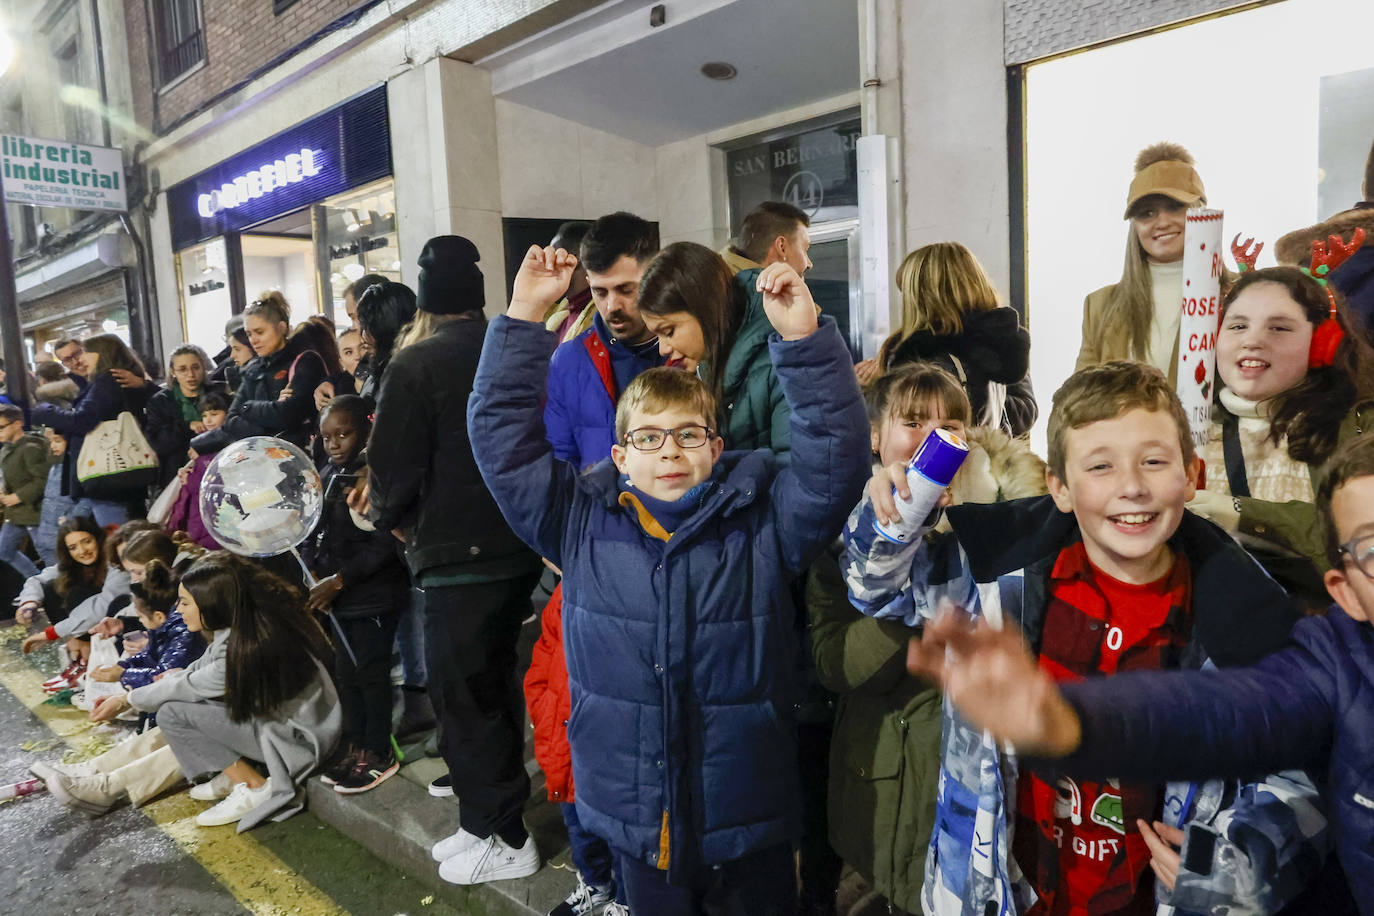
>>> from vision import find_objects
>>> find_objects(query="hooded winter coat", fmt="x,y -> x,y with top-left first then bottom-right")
711,268 -> 793,455
118,609 -> 207,690
190,339 -> 325,453
879,306 -> 1036,437
0,432 -> 49,527
1277,203 -> 1374,335
469,315 -> 870,879
1057,608 -> 1374,914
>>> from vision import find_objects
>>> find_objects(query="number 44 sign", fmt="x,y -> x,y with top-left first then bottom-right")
1177,209 -> 1224,455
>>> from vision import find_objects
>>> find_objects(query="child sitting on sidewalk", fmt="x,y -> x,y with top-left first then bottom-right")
845,361 -> 1329,916
87,559 -> 205,692
468,245 -> 870,913
907,429 -> 1374,911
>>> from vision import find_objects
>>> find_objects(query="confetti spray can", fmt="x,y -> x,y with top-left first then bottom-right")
873,428 -> 970,544
0,777 -> 44,800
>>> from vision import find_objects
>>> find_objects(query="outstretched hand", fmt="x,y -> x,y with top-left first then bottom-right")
510,245 -> 578,322
756,262 -> 818,341
906,612 -> 1082,757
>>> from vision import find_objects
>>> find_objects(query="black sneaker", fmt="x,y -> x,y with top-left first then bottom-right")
319,745 -> 359,787
548,874 -> 614,916
333,751 -> 399,795
428,772 -> 453,797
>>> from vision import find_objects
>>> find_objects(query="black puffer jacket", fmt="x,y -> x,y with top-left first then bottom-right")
191,339 -> 325,453
301,456 -> 409,617
367,317 -> 536,579
145,383 -> 228,485
881,306 -> 1036,437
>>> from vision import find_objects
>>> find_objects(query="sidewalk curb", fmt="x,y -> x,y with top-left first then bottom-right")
306,766 -> 570,915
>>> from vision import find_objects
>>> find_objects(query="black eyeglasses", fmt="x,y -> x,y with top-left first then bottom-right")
623,425 -> 714,452
1339,533 -> 1374,579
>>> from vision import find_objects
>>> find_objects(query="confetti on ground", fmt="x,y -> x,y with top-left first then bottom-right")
420,896 -> 434,906
41,689 -> 74,707
19,737 -> 60,753
62,733 -> 115,763
0,627 -> 29,646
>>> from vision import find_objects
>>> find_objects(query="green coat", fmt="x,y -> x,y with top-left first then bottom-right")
808,543 -> 941,914
1233,401 -> 1372,585
710,269 -> 791,456
0,433 -> 49,527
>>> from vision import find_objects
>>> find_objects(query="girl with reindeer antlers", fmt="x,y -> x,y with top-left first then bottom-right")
1186,228 -> 1374,608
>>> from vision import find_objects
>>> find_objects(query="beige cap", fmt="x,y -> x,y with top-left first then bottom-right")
1124,159 -> 1206,219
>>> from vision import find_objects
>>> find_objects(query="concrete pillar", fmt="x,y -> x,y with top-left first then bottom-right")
390,57 -> 507,316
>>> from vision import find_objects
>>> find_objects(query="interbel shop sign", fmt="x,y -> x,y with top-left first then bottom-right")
0,134 -> 127,212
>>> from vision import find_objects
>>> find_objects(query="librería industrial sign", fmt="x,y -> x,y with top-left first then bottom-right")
0,134 -> 126,212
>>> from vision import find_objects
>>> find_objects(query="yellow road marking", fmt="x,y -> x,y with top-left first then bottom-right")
0,647 -> 346,916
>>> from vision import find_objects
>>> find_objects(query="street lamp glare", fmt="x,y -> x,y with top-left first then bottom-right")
0,31 -> 12,79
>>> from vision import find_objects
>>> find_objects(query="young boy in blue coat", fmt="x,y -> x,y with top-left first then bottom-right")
911,429 -> 1374,913
469,245 -> 870,914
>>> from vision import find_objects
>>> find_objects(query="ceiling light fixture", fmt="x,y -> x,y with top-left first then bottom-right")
700,62 -> 737,81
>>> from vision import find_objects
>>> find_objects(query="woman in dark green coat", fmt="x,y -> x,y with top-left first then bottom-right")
638,241 -> 802,456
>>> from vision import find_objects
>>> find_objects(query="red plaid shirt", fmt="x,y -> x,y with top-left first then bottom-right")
1016,542 -> 1193,916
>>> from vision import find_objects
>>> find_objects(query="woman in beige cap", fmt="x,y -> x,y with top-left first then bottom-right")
1076,142 -> 1207,381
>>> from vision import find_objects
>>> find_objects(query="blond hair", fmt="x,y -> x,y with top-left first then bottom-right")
1046,360 -> 1193,481
614,368 -> 717,443
877,242 -> 999,370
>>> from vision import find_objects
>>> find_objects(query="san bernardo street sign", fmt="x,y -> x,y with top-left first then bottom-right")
0,133 -> 127,212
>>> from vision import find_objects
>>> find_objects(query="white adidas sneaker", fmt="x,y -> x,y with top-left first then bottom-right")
437,832 -> 540,885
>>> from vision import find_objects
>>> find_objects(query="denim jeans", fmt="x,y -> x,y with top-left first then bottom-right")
70,498 -> 130,528
561,801 -> 625,901
0,521 -> 40,577
394,586 -> 427,688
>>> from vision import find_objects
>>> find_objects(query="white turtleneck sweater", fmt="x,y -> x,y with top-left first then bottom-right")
1144,260 -> 1184,374
1199,387 -> 1314,504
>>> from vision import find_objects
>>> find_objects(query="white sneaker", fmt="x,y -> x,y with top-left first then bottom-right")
195,779 -> 272,827
33,759 -> 100,779
602,903 -> 631,916
189,771 -> 234,801
431,826 -> 483,862
438,833 -> 540,885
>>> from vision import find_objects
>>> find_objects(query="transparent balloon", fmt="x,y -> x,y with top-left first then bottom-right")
199,436 -> 323,558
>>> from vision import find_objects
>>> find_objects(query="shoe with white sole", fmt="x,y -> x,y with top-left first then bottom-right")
31,759 -> 99,779
195,779 -> 272,827
548,873 -> 614,916
41,769 -> 124,816
428,773 -> 453,797
602,903 -> 631,916
189,771 -> 234,801
431,826 -> 483,862
438,833 -> 540,885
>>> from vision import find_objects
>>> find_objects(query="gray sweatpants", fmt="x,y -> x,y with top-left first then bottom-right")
157,699 -> 264,780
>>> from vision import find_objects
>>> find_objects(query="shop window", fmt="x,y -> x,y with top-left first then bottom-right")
1021,0 -> 1374,452
152,0 -> 204,87
321,180 -> 400,328
177,238 -> 232,356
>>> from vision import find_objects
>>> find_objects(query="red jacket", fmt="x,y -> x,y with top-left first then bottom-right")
524,582 -> 573,802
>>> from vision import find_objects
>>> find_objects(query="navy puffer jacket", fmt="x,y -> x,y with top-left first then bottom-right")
469,315 -> 870,878
1056,609 -> 1374,912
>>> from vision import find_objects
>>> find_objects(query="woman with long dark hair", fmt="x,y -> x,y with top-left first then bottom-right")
355,280 -> 418,402
81,553 -> 339,829
638,241 -> 806,454
1189,263 -> 1374,605
190,293 -> 327,453
31,334 -> 152,525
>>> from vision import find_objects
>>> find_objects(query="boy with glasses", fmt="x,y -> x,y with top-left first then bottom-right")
470,245 -> 870,915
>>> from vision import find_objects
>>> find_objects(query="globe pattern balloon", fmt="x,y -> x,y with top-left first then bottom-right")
199,436 -> 323,558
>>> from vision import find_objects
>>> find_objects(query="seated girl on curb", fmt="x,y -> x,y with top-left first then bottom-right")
83,553 -> 340,830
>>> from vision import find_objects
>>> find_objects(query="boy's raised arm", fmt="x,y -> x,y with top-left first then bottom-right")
468,245 -> 583,568
756,263 -> 872,572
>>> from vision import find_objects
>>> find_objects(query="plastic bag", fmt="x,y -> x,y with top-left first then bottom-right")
147,474 -> 184,525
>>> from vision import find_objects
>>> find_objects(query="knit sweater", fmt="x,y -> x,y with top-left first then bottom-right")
1199,388 -> 1314,504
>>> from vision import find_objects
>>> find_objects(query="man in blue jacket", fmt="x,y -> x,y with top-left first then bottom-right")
908,430 -> 1374,913
469,244 -> 870,915
545,211 -> 665,469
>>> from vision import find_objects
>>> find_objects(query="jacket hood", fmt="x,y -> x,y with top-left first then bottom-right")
718,271 -> 774,399
948,495 -> 1298,667
887,306 -> 1029,384
1275,204 -> 1374,266
34,378 -> 80,404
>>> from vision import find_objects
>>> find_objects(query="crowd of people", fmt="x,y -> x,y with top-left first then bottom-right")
1,134 -> 1373,916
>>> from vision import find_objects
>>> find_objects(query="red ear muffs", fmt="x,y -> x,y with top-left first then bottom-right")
1309,308 -> 1344,369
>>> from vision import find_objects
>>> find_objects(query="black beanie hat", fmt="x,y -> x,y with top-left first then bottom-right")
416,235 -> 484,315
